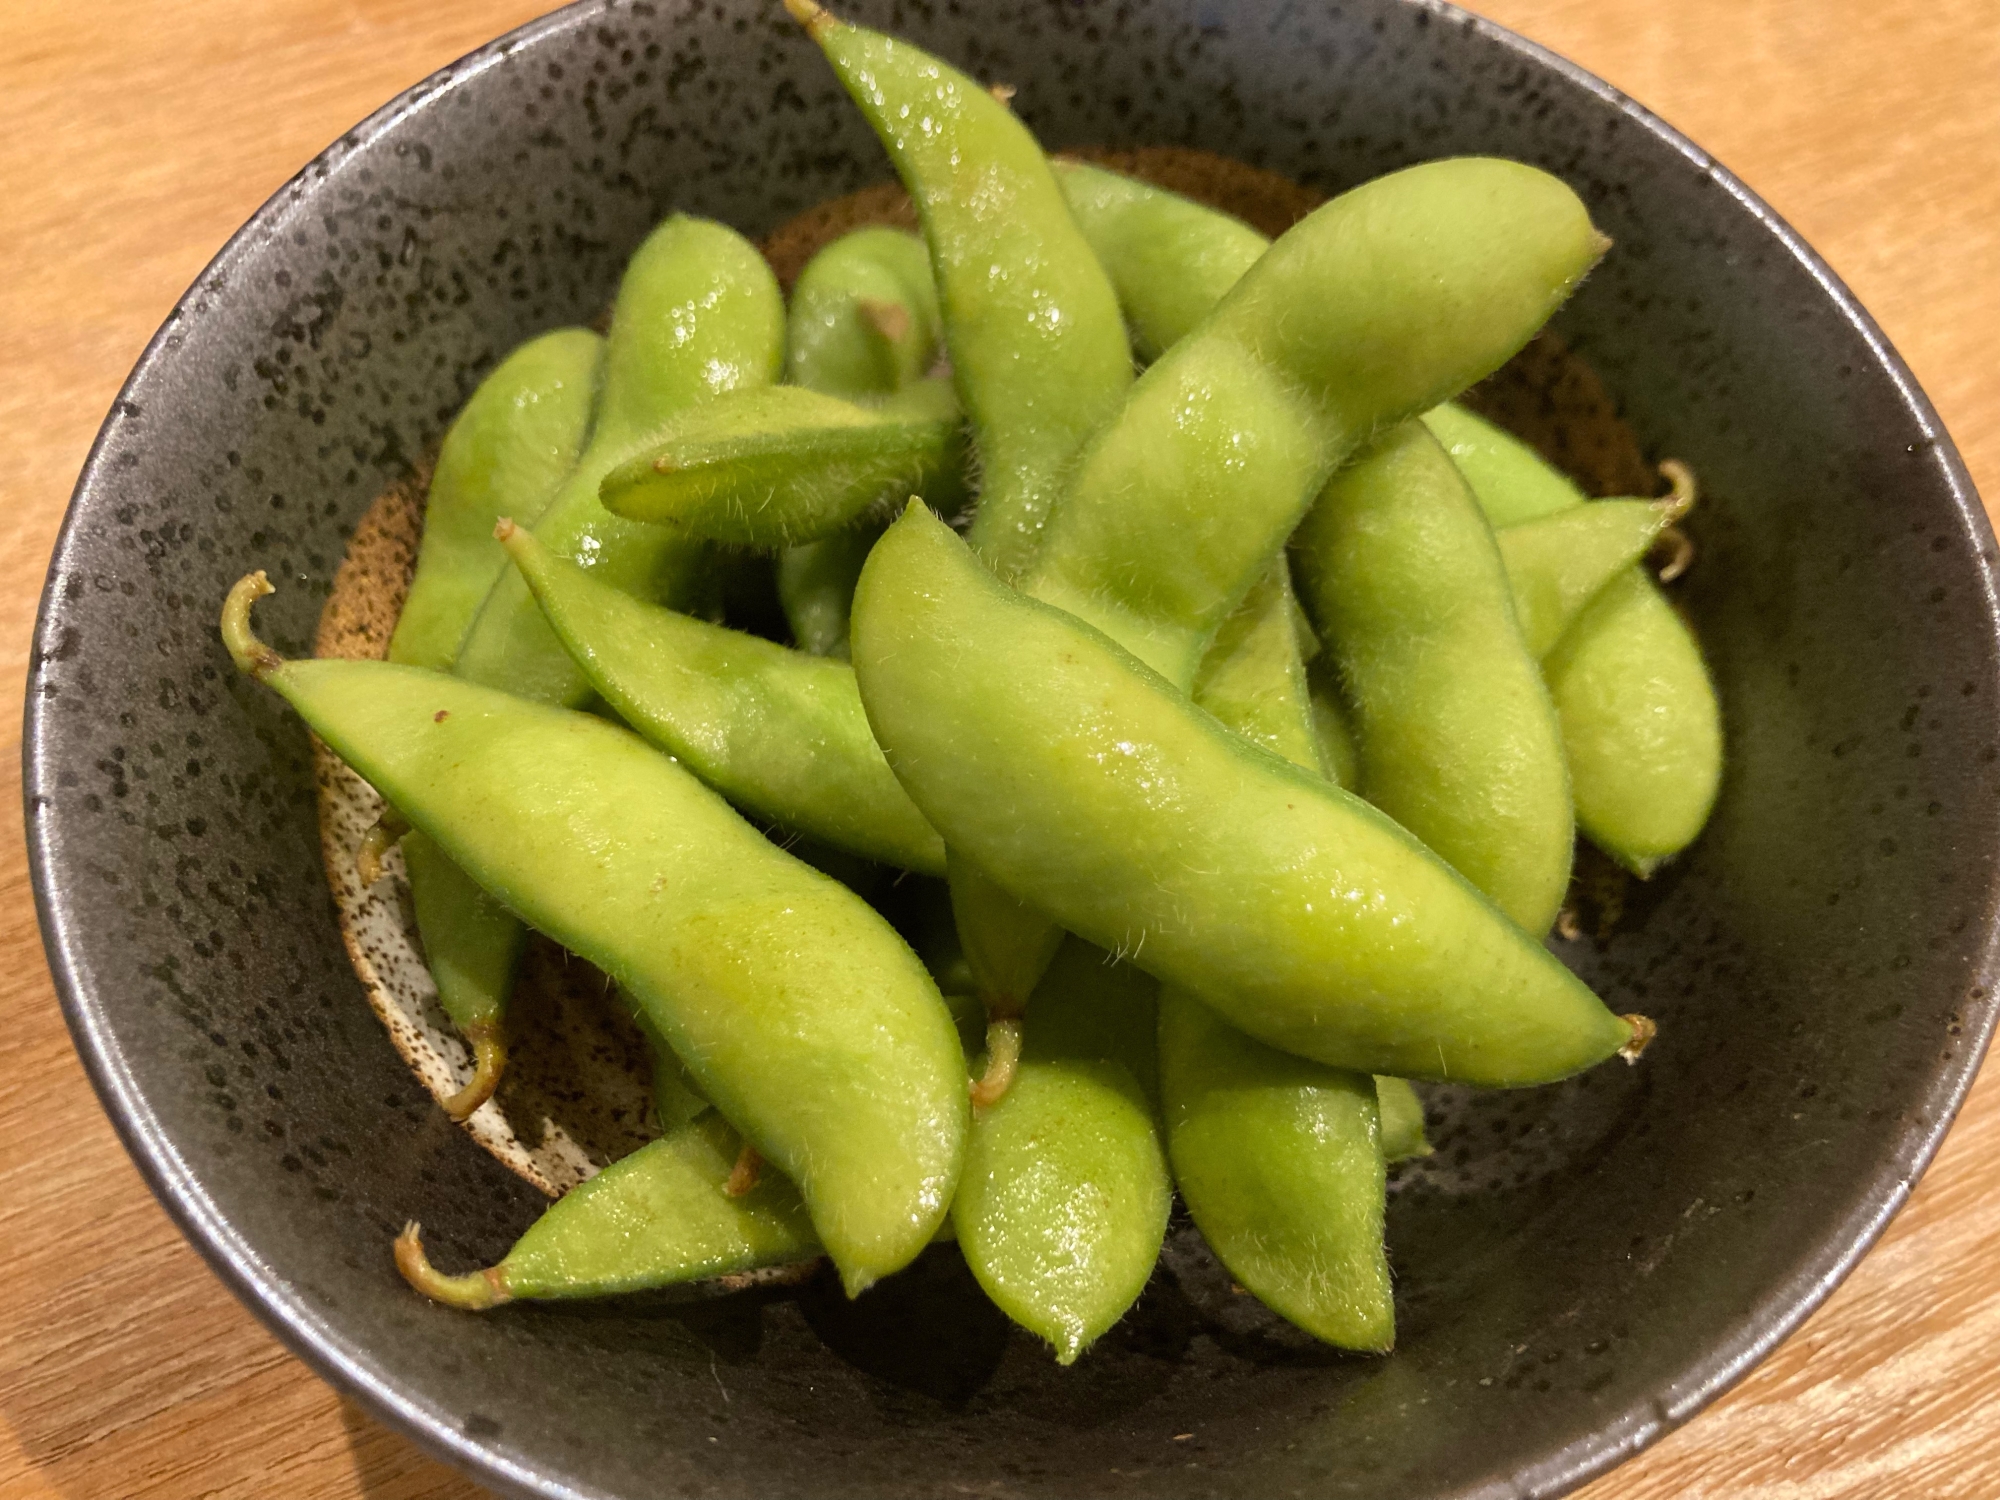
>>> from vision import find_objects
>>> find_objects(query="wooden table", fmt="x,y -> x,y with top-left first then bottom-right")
3,1 -> 1995,1494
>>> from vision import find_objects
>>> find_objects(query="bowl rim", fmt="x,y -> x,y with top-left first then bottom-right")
25,1 -> 2000,1496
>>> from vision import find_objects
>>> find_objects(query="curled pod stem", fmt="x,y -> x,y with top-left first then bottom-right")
438,1019 -> 506,1122
396,1223 -> 512,1310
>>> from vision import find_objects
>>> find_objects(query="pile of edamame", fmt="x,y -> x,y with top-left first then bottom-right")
221,1 -> 1720,1361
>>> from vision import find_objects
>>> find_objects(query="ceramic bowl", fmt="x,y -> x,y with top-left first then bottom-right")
28,1 -> 1999,1495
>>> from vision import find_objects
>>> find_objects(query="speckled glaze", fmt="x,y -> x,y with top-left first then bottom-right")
26,1 -> 2000,1496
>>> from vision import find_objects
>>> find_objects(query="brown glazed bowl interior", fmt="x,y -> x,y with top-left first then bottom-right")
27,1 -> 1999,1496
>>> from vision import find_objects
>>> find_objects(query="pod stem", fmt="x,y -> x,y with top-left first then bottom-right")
969,1017 -> 1024,1109
394,1223 -> 511,1310
1651,459 -> 1699,582
780,0 -> 835,37
724,1141 -> 764,1198
220,572 -> 284,679
354,810 -> 410,888
1654,459 -> 1699,523
1618,1013 -> 1658,1063
440,1021 -> 506,1122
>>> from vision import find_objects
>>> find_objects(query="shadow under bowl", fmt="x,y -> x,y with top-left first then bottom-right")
26,1 -> 2000,1497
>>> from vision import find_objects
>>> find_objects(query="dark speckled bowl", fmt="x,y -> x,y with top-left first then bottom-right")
27,1 -> 2000,1496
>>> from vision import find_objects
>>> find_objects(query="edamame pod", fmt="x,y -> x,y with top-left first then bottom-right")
497,521 -> 945,876
952,938 -> 1169,1364
1191,557 -> 1326,776
1377,1075 -> 1432,1163
598,379 -> 965,547
622,989 -> 712,1133
850,504 -> 1646,1086
1499,497 -> 1677,658
387,328 -> 603,1120
406,220 -> 781,1123
786,0 -> 1133,583
1026,157 -> 1606,687
777,228 -> 947,657
1546,571 -> 1723,875
227,574 -> 965,1293
1425,404 -> 1723,874
1421,402 -> 1582,526
453,216 -> 785,707
785,225 -> 943,401
1052,159 -> 1268,361
389,327 -> 604,672
1308,664 -> 1361,793
778,526 -> 877,659
1177,574 -> 1399,1351
1293,422 -> 1575,936
1159,991 -> 1392,1351
399,829 -> 523,1117
396,1112 -> 818,1307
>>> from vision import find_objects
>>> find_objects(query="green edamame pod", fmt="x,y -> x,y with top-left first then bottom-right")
598,379 -> 964,547
396,1112 -> 818,1308
777,230 -> 947,656
1176,574 -> 1398,1351
777,527 -> 877,659
1026,157 -> 1606,687
387,329 -> 603,1121
1307,663 -> 1361,793
1052,159 -> 1268,361
1546,571 -> 1723,875
1424,404 -> 1723,874
850,504 -> 1647,1086
453,216 -> 785,707
403,220 -> 780,1125
621,989 -> 711,1133
399,829 -> 523,1116
785,226 -> 944,400
1293,422 -> 1574,936
1376,1075 -> 1432,1163
1191,557 -> 1326,775
497,521 -> 945,876
227,575 -> 965,1294
1499,498 -> 1676,658
389,327 -> 604,672
786,0 -> 1133,583
1421,402 -> 1583,526
1158,991 -> 1392,1351
953,939 -> 1169,1364
947,851 -> 1064,1020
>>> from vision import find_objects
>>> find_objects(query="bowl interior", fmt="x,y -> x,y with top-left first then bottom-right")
28,1 -> 2000,1497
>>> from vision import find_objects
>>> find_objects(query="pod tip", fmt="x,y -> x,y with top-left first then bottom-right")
220,571 -> 284,679
440,1022 -> 506,1121
492,516 -> 518,543
1618,1013 -> 1657,1063
394,1222 -> 511,1310
1591,228 -> 1615,260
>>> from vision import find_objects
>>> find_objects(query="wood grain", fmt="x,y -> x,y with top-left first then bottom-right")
1,1 -> 1994,1496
